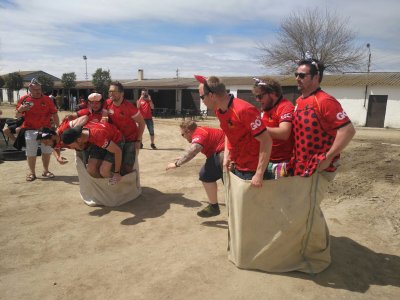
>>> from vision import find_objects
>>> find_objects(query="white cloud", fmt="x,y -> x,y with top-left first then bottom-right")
0,0 -> 399,79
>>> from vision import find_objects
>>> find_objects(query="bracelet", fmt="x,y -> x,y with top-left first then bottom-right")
175,161 -> 180,167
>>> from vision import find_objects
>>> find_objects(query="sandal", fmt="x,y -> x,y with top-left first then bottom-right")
42,171 -> 55,178
26,174 -> 37,182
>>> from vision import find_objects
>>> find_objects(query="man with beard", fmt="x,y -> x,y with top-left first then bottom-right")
104,82 -> 145,174
252,77 -> 294,179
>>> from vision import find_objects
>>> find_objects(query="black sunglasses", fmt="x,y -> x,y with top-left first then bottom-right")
200,94 -> 208,100
295,72 -> 311,79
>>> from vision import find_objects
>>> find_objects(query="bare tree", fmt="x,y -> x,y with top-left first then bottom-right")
259,8 -> 365,74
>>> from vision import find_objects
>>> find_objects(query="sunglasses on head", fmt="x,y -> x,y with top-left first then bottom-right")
295,72 -> 311,79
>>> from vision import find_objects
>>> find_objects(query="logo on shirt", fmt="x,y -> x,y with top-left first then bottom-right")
250,117 -> 262,130
102,139 -> 110,148
336,111 -> 348,120
192,137 -> 200,143
281,113 -> 292,120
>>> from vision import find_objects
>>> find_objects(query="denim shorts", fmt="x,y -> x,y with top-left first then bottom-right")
199,152 -> 223,183
144,118 -> 155,136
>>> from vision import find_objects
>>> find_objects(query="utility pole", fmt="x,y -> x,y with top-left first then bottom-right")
364,44 -> 371,108
176,68 -> 179,79
83,55 -> 88,80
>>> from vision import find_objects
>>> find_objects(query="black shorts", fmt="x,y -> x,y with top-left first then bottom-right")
199,152 -> 223,183
88,141 -> 124,164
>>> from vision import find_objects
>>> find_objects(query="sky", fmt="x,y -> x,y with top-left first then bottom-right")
1,0 -> 399,80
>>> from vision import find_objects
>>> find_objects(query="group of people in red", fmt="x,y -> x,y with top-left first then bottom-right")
16,79 -> 156,185
166,56 -> 355,218
14,55 -> 355,221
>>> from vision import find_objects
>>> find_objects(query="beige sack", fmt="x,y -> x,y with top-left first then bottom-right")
225,171 -> 333,274
75,153 -> 141,207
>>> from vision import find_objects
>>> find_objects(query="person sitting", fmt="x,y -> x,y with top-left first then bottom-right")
3,117 -> 24,143
61,122 -> 124,185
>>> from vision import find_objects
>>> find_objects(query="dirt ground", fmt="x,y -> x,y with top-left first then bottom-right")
0,104 -> 399,299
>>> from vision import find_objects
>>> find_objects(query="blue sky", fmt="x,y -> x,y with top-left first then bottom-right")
1,0 -> 399,80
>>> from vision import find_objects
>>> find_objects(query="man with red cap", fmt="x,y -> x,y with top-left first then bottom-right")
16,78 -> 60,181
195,75 -> 272,187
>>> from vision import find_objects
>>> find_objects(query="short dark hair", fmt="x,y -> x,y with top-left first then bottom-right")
297,59 -> 325,82
110,81 -> 124,93
61,126 -> 83,144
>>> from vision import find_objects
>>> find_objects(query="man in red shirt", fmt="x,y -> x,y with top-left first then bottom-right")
61,122 -> 123,185
195,75 -> 272,187
104,82 -> 145,174
166,120 -> 225,217
293,57 -> 356,177
137,90 -> 157,149
16,78 -> 60,181
252,77 -> 294,179
65,93 -> 106,123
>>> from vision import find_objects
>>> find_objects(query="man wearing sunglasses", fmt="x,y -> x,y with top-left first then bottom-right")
253,77 -> 294,179
195,75 -> 272,188
293,58 -> 355,177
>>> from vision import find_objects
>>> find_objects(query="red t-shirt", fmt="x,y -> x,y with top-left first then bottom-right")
104,99 -> 140,142
191,126 -> 225,158
85,121 -> 123,148
54,119 -> 72,149
261,97 -> 294,162
77,107 -> 106,123
16,94 -> 57,129
292,89 -> 351,176
137,98 -> 153,119
216,96 -> 266,172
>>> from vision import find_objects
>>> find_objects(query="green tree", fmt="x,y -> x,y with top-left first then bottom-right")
37,74 -> 55,95
259,8 -> 364,74
4,72 -> 23,104
92,68 -> 112,99
0,76 -> 4,102
61,72 -> 76,101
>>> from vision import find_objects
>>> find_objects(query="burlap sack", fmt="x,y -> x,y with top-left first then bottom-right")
75,153 -> 141,207
225,171 -> 333,274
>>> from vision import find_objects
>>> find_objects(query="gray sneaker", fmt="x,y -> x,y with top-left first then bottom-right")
197,204 -> 220,218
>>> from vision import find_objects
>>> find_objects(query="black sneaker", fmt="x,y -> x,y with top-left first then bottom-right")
140,143 -> 143,149
197,204 -> 220,218
151,143 -> 157,150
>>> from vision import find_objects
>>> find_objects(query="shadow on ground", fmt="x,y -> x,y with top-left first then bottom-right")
88,186 -> 202,225
283,236 -> 400,293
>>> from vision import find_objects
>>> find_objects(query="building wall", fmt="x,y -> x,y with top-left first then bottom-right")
324,86 -> 400,128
